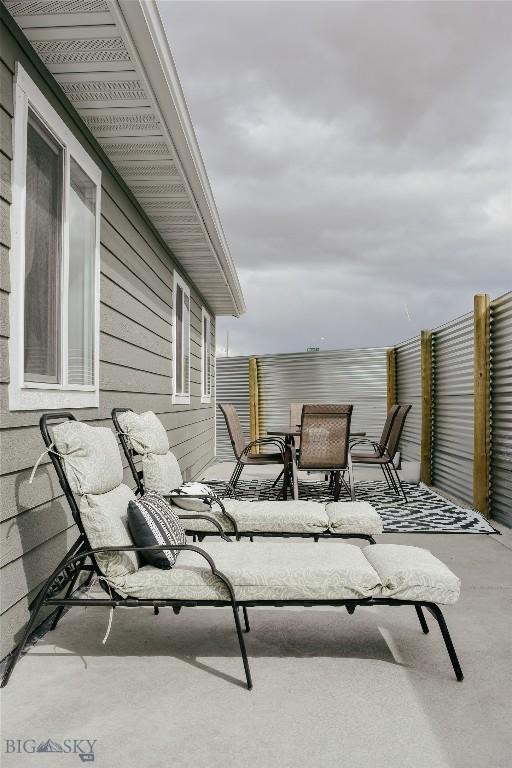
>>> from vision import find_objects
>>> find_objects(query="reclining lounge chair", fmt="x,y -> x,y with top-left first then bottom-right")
111,408 -> 383,543
2,413 -> 464,689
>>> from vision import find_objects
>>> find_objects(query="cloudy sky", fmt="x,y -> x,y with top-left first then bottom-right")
158,0 -> 512,356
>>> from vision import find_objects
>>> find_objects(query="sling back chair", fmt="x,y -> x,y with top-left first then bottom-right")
112,407 -> 383,543
2,413 -> 464,689
296,404 -> 355,502
218,403 -> 289,496
351,404 -> 412,503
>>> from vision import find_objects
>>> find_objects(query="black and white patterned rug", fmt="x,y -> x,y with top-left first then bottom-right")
206,478 -> 499,534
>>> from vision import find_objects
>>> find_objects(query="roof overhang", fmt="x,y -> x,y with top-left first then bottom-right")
5,0 -> 245,316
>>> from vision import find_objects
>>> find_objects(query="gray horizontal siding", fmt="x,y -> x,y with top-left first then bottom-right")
0,22 -> 216,659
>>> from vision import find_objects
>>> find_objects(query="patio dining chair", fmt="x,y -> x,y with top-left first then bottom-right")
351,404 -> 412,502
296,404 -> 354,501
218,403 -> 288,496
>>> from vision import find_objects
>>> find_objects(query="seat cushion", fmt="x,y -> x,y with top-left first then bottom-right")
117,410 -> 169,455
80,484 -> 139,578
326,501 -> 383,535
128,493 -> 185,569
110,541 -> 381,601
222,499 -> 329,533
363,544 -> 461,605
53,421 -> 123,495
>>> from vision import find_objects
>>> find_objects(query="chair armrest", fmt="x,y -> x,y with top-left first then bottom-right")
164,493 -> 239,537
241,437 -> 286,459
176,513 -> 231,542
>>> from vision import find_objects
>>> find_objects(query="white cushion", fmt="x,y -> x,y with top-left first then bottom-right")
110,541 -> 381,601
222,499 -> 329,533
142,451 -> 183,494
53,421 -> 123,495
171,482 -> 214,512
363,545 -> 461,605
80,484 -> 139,578
117,410 -> 169,455
326,501 -> 383,535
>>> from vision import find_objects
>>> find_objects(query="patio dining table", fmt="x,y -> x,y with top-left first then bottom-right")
266,426 -> 366,500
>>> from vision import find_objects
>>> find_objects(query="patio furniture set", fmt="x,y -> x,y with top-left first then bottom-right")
1,404 -> 463,690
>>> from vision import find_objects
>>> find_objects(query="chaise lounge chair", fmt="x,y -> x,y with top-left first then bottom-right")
112,407 -> 383,543
1,413 -> 464,689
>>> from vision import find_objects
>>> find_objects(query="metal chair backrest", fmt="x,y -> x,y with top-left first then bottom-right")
385,404 -> 412,460
218,403 -> 246,459
297,404 -> 353,470
111,407 -> 144,495
378,404 -> 401,454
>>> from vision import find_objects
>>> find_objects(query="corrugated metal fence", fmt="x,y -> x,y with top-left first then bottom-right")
215,356 -> 250,460
395,336 -> 421,462
490,293 -> 512,526
432,313 -> 474,506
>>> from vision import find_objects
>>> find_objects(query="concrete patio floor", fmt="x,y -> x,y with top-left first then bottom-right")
1,465 -> 511,768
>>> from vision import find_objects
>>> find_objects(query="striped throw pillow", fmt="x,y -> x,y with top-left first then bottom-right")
127,492 -> 186,569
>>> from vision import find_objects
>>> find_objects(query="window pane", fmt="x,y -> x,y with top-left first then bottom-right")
176,284 -> 183,393
183,293 -> 190,394
68,158 -> 96,385
24,110 -> 62,383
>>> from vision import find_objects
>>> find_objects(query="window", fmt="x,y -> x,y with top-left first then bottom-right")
201,307 -> 212,402
9,66 -> 101,410
172,272 -> 190,404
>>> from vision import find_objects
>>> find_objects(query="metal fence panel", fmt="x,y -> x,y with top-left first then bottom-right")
395,336 -> 421,461
215,356 -> 250,460
432,312 -> 474,505
490,292 -> 512,526
257,347 -> 388,440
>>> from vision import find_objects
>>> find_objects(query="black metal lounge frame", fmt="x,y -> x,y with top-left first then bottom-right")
1,412 -> 464,689
111,408 -> 377,545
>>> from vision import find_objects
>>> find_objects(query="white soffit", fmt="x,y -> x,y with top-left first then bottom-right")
5,0 -> 245,316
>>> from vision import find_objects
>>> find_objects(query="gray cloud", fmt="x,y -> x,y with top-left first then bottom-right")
158,0 -> 512,355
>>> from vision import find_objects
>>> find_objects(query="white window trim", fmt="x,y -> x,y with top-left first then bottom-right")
201,306 -> 212,403
172,270 -> 191,405
9,65 -> 101,411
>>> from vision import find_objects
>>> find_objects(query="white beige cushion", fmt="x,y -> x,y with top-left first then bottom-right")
80,484 -> 138,578
363,544 -> 461,605
222,499 -> 329,533
326,501 -> 383,535
171,481 -> 215,513
117,410 -> 169,455
53,421 -> 123,495
142,451 -> 183,494
110,541 -> 382,601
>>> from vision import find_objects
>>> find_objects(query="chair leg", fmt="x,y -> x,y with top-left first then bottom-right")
380,463 -> 392,489
415,605 -> 429,634
49,567 -> 81,631
272,469 -> 284,488
391,462 -> 409,503
333,471 -> 341,501
231,605 -> 253,690
424,604 -> 463,681
242,606 -> 251,632
227,461 -> 244,497
347,455 -> 356,501
384,463 -> 399,495
154,606 -> 160,615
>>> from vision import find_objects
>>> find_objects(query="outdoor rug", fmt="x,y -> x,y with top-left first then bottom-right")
205,478 -> 499,534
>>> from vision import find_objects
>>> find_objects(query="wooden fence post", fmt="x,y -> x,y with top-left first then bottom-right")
473,293 -> 491,517
420,330 -> 433,485
387,347 -> 397,410
249,356 -> 260,451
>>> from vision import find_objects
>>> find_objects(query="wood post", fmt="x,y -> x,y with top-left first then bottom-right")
248,356 -> 260,451
473,293 -> 491,517
420,330 -> 433,485
387,347 -> 397,411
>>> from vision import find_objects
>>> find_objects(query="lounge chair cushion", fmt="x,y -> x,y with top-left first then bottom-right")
117,410 -> 169,455
222,499 -> 329,533
53,421 -> 123,495
80,484 -> 139,578
110,541 -> 382,601
127,493 -> 185,569
326,502 -> 383,535
143,451 -> 183,494
363,544 -> 461,605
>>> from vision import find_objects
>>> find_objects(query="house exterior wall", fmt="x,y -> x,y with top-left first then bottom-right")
0,18 -> 216,658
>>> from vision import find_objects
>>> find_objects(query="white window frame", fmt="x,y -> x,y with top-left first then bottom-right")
172,270 -> 191,405
9,65 -> 101,411
201,307 -> 212,403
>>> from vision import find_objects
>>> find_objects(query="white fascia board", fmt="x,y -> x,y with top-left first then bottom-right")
112,0 -> 246,317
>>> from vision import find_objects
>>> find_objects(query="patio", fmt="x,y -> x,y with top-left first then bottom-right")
1,467 -> 511,768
